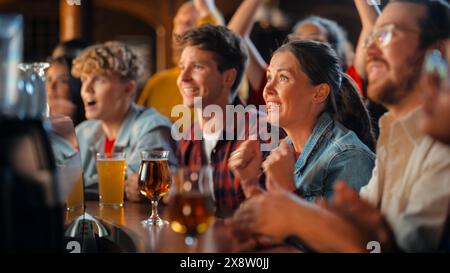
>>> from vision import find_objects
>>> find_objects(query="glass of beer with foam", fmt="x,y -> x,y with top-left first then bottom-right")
96,152 -> 126,208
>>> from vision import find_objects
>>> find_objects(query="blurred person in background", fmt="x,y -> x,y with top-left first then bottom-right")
72,41 -> 177,200
136,0 -> 224,121
228,0 -> 378,103
51,39 -> 89,60
46,39 -> 89,126
46,55 -> 85,126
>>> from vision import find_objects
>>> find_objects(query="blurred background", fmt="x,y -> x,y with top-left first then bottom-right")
0,0 -> 368,86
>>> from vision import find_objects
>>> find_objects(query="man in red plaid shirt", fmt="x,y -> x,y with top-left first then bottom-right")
174,25 -> 277,217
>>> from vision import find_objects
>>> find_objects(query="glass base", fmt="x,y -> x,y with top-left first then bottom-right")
141,218 -> 169,227
66,204 -> 84,212
185,236 -> 197,246
99,203 -> 123,209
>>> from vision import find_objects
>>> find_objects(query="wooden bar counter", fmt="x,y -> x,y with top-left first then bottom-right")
66,201 -> 300,253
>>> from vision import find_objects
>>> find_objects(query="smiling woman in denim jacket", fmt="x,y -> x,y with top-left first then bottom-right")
229,40 -> 375,201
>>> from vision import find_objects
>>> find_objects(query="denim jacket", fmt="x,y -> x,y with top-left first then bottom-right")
76,103 -> 177,188
286,112 -> 375,201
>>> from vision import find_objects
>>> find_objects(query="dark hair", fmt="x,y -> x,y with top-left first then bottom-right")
47,55 -> 85,126
52,38 -> 89,60
176,24 -> 248,99
389,0 -> 450,49
291,16 -> 350,70
275,40 -> 375,150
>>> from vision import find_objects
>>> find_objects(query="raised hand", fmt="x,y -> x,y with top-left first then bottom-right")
194,0 -> 217,18
263,140 -> 296,193
228,140 -> 264,198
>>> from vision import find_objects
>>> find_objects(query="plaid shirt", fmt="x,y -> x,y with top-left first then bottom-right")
177,97 -> 273,217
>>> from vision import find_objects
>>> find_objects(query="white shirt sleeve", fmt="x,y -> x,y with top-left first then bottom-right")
390,144 -> 450,252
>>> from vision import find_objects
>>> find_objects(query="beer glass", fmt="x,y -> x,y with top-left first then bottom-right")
96,152 -> 126,208
99,206 -> 124,226
66,175 -> 84,211
138,150 -> 171,226
167,165 -> 215,247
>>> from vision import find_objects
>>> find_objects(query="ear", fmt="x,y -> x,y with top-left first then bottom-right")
124,80 -> 136,96
222,68 -> 237,89
312,83 -> 330,104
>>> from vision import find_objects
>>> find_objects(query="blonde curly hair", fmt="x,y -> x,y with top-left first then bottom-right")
72,41 -> 140,81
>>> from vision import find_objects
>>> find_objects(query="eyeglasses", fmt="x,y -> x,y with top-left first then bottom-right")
423,49 -> 450,94
362,24 -> 418,49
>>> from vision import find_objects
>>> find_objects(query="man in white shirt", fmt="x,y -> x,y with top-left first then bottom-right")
359,0 -> 450,251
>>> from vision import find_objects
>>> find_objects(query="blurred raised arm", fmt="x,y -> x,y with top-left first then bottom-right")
194,0 -> 216,16
228,0 -> 267,90
353,0 -> 378,79
194,0 -> 224,25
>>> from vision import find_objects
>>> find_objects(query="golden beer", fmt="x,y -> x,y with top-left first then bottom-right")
100,207 -> 125,225
96,157 -> 126,208
168,192 -> 215,236
66,175 -> 84,211
138,159 -> 171,201
139,150 -> 171,226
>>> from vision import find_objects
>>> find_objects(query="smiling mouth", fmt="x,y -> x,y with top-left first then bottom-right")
182,87 -> 199,95
266,101 -> 281,112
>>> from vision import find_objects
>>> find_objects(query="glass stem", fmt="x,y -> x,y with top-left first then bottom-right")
150,200 -> 160,220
